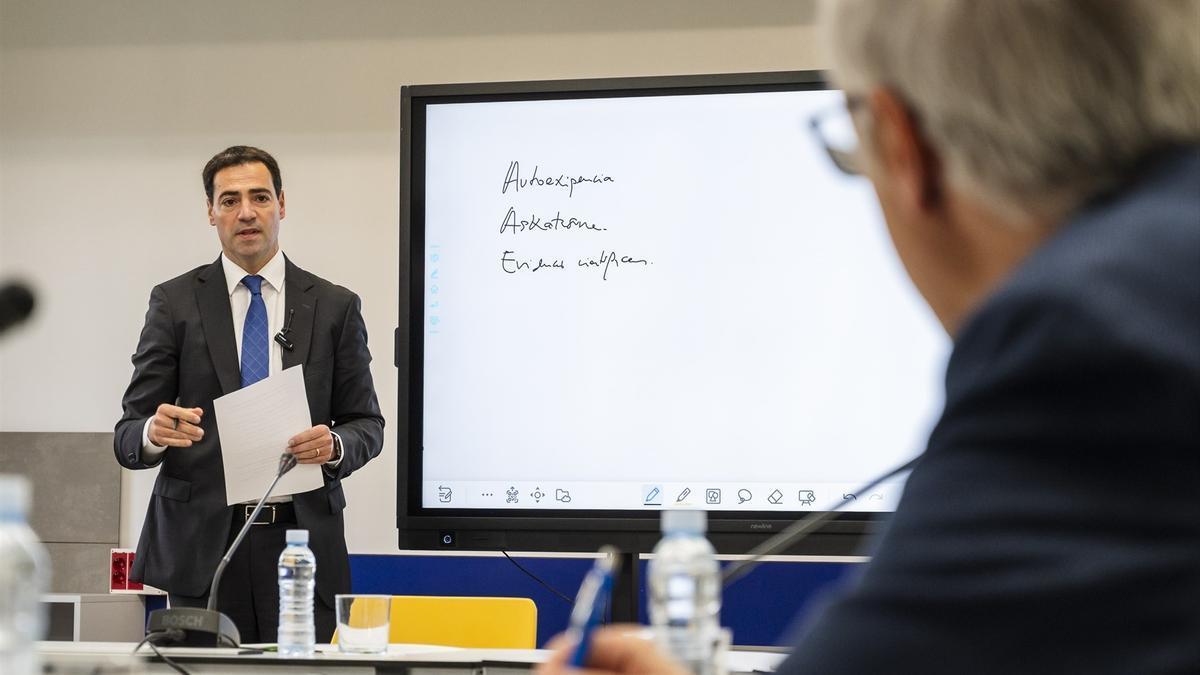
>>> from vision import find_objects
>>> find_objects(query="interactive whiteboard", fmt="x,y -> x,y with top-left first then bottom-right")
409,80 -> 949,518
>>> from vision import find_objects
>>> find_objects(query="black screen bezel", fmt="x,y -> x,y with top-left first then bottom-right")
397,70 -> 892,554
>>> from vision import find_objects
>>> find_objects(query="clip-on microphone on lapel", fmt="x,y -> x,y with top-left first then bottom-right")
275,308 -> 296,351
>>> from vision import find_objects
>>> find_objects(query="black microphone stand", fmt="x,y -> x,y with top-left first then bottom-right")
145,452 -> 299,647
721,457 -> 919,588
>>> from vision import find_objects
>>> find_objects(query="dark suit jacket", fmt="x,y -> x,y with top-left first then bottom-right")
780,147 -> 1200,674
114,256 -> 385,607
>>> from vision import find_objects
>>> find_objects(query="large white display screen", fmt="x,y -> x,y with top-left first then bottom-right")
418,88 -> 950,514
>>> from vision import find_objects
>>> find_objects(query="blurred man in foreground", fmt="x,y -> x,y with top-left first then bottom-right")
540,1 -> 1199,672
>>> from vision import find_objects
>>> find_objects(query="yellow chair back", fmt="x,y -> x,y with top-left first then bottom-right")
334,595 -> 538,649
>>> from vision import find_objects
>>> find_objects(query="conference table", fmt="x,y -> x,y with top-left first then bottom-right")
38,640 -> 788,674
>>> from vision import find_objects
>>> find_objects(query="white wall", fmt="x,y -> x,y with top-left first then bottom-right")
0,0 -> 822,554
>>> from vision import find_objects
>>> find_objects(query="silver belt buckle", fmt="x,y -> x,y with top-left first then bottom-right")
246,504 -> 275,526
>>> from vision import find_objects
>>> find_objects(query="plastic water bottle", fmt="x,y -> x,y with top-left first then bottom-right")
648,510 -> 724,675
277,528 -> 316,657
0,475 -> 50,675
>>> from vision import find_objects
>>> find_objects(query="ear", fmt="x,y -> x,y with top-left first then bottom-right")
866,88 -> 944,213
207,199 -> 216,226
278,189 -> 286,220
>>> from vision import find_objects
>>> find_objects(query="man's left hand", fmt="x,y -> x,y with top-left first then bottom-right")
288,424 -> 334,465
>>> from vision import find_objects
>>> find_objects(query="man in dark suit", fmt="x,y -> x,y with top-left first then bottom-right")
114,145 -> 384,642
539,1 -> 1199,673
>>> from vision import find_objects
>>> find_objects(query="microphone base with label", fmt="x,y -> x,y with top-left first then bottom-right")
146,607 -> 241,648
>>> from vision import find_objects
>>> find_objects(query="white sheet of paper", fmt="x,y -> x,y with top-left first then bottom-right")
213,365 -> 323,505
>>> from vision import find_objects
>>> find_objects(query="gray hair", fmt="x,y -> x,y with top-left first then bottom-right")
820,0 -> 1200,220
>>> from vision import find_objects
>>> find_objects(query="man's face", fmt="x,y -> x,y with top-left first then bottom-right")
208,161 -> 284,274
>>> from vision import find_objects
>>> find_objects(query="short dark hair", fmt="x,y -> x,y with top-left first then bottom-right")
202,145 -> 283,202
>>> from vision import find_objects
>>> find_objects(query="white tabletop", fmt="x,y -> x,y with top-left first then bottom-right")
38,640 -> 785,674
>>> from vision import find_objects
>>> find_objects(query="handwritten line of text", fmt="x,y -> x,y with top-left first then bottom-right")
501,161 -> 614,198
501,250 -> 651,281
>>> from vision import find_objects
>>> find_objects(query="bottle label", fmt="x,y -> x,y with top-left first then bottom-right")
665,573 -> 698,626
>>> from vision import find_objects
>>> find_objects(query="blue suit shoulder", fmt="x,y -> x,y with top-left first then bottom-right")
952,146 -> 1200,392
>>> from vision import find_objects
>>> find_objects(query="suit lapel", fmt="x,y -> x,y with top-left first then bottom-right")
195,257 -> 241,395
282,257 -> 316,371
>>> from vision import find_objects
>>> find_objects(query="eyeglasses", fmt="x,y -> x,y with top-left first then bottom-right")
809,96 -> 864,176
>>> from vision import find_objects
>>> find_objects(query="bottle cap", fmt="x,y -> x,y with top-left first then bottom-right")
0,474 -> 31,521
285,529 -> 309,545
661,509 -> 706,535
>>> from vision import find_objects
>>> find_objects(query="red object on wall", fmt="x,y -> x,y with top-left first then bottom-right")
109,549 -> 143,592
109,551 -> 127,590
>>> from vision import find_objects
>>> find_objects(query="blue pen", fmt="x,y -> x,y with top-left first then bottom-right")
569,546 -> 622,668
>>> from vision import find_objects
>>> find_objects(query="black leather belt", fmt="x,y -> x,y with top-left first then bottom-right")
237,502 -> 296,526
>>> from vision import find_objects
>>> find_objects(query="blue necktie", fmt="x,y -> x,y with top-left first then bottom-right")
240,275 -> 269,387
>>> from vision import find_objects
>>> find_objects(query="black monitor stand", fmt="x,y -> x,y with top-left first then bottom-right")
610,551 -> 641,624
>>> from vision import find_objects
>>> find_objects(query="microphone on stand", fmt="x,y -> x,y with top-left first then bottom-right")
146,452 -> 299,647
721,457 -> 920,588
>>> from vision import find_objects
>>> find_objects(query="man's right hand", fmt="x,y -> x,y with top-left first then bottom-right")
147,404 -> 205,447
